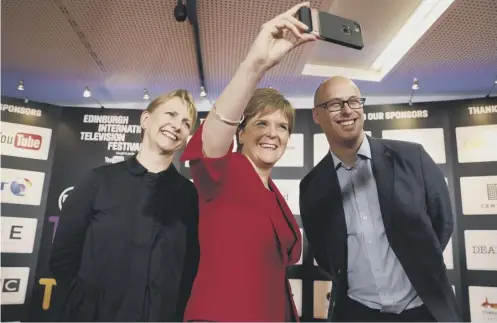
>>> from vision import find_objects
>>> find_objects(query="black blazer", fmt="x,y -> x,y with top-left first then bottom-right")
299,135 -> 460,322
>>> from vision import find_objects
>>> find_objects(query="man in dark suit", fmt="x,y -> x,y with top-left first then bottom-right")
299,76 -> 460,322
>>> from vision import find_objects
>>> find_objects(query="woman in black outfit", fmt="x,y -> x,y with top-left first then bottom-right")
50,90 -> 200,321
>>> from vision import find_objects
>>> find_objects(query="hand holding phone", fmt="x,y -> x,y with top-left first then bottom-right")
297,7 -> 364,50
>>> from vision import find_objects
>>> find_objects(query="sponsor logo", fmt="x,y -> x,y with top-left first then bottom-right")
472,245 -> 497,255
465,231 -> 497,271
105,155 -> 125,164
58,186 -> 74,210
13,133 -> 42,150
39,278 -> 57,310
1,217 -> 37,253
275,134 -> 304,167
0,122 -> 52,160
460,176 -> 497,215
2,279 -> 20,292
0,267 -> 30,305
1,168 -> 45,206
488,184 -> 497,200
382,128 -> 446,164
456,125 -> 497,163
272,179 -> 300,215
1,177 -> 32,196
469,286 -> 497,321
482,297 -> 497,309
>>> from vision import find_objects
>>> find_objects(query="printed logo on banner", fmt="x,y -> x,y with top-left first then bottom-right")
0,121 -> 52,160
58,186 -> 74,210
313,132 -> 371,166
1,168 -> 46,206
104,155 -> 126,164
0,267 -> 30,305
456,124 -> 497,163
464,230 -> 497,271
272,179 -> 300,215
289,279 -> 303,317
1,217 -> 38,254
443,237 -> 454,270
381,128 -> 446,164
460,176 -> 497,215
469,286 -> 497,322
313,280 -> 333,319
275,134 -> 304,167
184,135 -> 237,168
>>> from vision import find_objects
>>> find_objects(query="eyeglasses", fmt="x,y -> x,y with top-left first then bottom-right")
314,97 -> 366,112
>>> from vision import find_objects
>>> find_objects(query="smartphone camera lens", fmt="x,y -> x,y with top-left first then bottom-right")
353,23 -> 360,33
341,25 -> 351,35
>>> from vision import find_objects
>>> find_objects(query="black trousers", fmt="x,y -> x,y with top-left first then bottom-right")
336,296 -> 437,322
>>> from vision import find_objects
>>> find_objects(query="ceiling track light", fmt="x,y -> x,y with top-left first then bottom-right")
408,77 -> 419,106
485,77 -> 497,98
143,89 -> 150,100
83,86 -> 91,98
199,86 -> 207,97
412,77 -> 419,90
17,80 -> 24,91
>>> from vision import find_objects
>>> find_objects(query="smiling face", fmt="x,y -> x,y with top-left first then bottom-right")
141,92 -> 196,155
312,77 -> 365,147
238,109 -> 291,167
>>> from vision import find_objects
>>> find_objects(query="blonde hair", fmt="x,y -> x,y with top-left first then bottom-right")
236,88 -> 296,152
142,89 -> 198,137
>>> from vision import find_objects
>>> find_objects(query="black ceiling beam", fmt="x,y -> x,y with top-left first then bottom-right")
185,0 -> 206,95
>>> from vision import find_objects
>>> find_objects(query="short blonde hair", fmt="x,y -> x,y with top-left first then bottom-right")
146,89 -> 198,126
236,88 -> 296,152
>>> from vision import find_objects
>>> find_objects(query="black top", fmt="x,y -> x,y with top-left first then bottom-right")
50,155 -> 199,322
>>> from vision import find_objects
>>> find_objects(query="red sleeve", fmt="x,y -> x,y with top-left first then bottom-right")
180,122 -> 234,200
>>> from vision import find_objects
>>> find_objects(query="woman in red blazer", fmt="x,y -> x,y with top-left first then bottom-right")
179,3 -> 316,321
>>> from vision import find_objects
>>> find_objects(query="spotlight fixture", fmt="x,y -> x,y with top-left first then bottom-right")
83,86 -> 91,98
174,0 -> 187,22
17,80 -> 24,91
199,86 -> 207,97
24,97 -> 29,104
143,89 -> 150,100
412,77 -> 419,90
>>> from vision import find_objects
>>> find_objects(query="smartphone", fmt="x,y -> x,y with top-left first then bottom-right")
297,7 -> 364,50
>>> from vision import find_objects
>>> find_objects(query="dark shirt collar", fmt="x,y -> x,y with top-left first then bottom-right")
126,153 -> 179,179
330,134 -> 372,170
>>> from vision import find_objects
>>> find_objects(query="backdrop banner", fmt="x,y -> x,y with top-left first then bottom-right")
1,96 -> 493,322
27,107 -> 143,321
0,96 -> 61,322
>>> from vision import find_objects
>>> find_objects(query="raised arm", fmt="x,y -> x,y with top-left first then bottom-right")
201,2 -> 316,158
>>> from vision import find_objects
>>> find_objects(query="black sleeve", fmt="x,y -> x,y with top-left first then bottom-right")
174,183 -> 200,321
299,178 -> 333,276
49,170 -> 99,286
418,144 -> 454,251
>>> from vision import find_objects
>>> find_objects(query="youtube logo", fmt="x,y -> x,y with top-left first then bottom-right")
14,133 -> 42,150
1,122 -> 52,160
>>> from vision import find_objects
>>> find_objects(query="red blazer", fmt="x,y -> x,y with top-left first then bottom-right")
180,123 -> 302,322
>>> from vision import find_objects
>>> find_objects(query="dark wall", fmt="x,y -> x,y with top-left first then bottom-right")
1,96 -> 495,322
